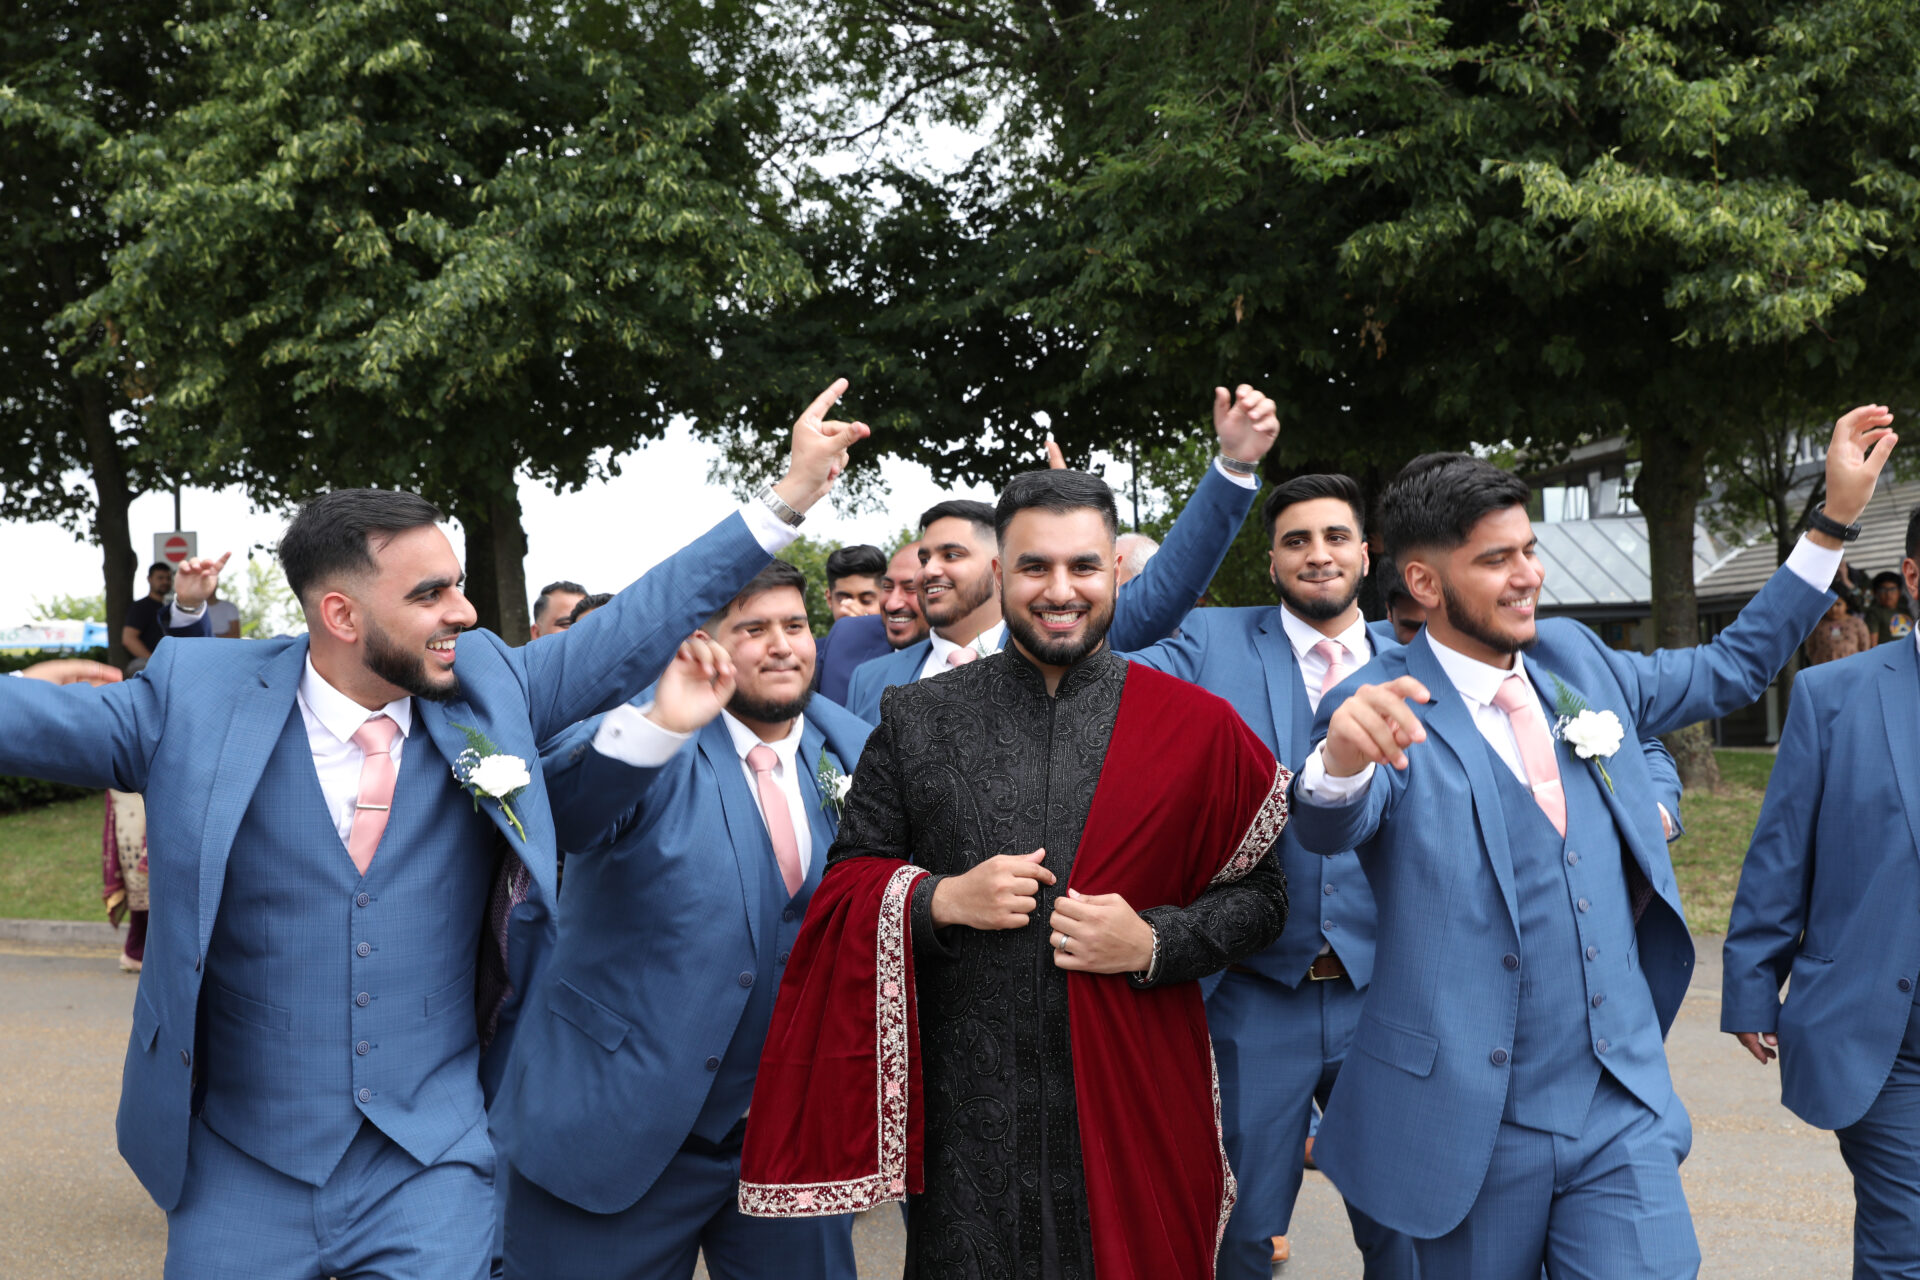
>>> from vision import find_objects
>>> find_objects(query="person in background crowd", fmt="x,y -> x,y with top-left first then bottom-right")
1865,571 -> 1915,645
566,592 -> 614,628
824,544 -> 886,620
532,580 -> 589,640
1805,588 -> 1874,666
814,544 -> 918,704
1113,532 -> 1160,585
103,789 -> 150,973
1378,557 -> 1429,647
876,542 -> 927,650
123,563 -> 175,662
205,586 -> 242,639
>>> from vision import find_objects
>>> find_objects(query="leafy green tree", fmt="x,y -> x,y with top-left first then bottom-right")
30,591 -> 107,622
235,555 -> 302,638
775,535 -> 844,637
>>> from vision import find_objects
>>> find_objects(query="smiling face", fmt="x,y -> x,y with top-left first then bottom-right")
1403,504 -> 1543,666
997,507 -> 1117,670
1268,496 -> 1369,625
323,524 -> 477,704
918,517 -> 1000,635
715,585 -> 815,727
878,544 -> 928,648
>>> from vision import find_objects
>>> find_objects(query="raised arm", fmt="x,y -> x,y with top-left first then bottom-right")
2,646 -> 172,793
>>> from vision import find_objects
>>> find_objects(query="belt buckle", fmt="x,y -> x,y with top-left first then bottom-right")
1309,956 -> 1339,981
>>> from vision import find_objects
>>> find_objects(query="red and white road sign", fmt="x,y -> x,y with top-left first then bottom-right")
154,532 -> 197,566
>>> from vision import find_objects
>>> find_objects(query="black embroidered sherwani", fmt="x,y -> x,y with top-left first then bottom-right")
828,646 -> 1289,1280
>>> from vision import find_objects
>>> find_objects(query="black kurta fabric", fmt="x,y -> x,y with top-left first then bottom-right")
828,646 -> 1288,1280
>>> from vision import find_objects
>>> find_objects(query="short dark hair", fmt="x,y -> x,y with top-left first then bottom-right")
148,563 -> 173,578
1873,570 -> 1903,590
1379,453 -> 1532,561
1376,556 -> 1415,609
824,544 -> 886,587
993,470 -> 1120,544
566,592 -> 614,626
278,488 -> 444,604
918,499 -> 997,538
533,579 -> 587,624
1262,473 -> 1366,539
1907,505 -> 1920,562
707,560 -> 808,631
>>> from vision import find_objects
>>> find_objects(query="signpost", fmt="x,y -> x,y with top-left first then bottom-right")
154,532 -> 197,568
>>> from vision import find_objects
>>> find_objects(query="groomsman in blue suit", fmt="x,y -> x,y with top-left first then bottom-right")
1724,506 -> 1920,1279
1289,405 -> 1897,1279
0,384 -> 866,1279
1127,474 -> 1682,1279
497,560 -> 869,1278
844,384 -> 1281,722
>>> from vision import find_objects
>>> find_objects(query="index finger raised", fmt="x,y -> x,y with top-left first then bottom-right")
801,378 -> 849,424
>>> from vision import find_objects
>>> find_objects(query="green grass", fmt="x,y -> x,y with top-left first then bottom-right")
0,751 -> 1777,931
0,796 -> 108,921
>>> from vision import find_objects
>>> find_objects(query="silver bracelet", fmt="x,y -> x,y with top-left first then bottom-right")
1217,453 -> 1259,477
760,486 -> 805,528
1134,922 -> 1162,984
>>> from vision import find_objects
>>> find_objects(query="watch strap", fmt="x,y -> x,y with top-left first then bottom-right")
1807,503 -> 1861,543
1217,453 -> 1260,477
760,486 -> 805,528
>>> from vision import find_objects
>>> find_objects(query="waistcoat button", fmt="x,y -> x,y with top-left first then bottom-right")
1490,1048 -> 1509,1066
1323,883 -> 1336,895
1585,945 -> 1599,961
356,1040 -> 370,1055
356,992 -> 370,1008
1902,978 -> 1913,993
1596,1038 -> 1611,1054
358,1088 -> 372,1104
779,952 -> 791,966
356,942 -> 371,958
1591,993 -> 1605,1008
782,908 -> 796,922
1502,953 -> 1519,971
356,892 -> 370,908
1566,851 -> 1580,866
1576,898 -> 1591,913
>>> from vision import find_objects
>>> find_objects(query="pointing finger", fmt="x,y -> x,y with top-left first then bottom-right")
801,378 -> 849,423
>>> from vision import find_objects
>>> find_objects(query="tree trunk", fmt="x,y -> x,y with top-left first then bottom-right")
1634,426 -> 1722,793
461,486 -> 530,643
76,374 -> 137,668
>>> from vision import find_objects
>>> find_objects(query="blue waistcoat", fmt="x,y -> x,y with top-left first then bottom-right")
1494,723 -> 1670,1137
197,706 -> 494,1185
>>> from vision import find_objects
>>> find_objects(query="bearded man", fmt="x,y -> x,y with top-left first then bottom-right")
739,469 -> 1293,1280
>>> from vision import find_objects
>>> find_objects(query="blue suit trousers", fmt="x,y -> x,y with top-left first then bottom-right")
165,1116 -> 494,1280
1210,970 -> 1414,1279
1414,1076 -> 1697,1280
1838,995 -> 1920,1279
500,1125 -> 855,1280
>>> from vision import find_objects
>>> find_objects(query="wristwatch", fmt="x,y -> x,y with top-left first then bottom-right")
1806,503 -> 1862,543
760,486 -> 805,528
1217,453 -> 1260,477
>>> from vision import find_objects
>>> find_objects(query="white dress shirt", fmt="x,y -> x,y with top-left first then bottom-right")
1279,606 -> 1373,717
1300,533 -> 1846,805
296,657 -> 414,846
922,621 -> 1008,679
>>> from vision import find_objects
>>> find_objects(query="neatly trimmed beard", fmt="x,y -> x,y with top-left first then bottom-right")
922,567 -> 997,628
1440,578 -> 1536,657
1271,570 -> 1362,622
729,686 -> 812,726
1004,596 -> 1116,668
364,617 -> 461,703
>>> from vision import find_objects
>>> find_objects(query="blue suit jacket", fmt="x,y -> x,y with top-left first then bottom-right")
812,613 -> 894,705
1724,638 -> 1920,1131
0,512 -> 772,1210
1289,564 -> 1828,1237
500,697 -> 873,1213
844,464 -> 1257,722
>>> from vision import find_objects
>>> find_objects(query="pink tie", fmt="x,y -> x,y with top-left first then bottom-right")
1492,675 -> 1566,837
347,715 -> 399,875
746,745 -> 805,898
1312,638 -> 1348,699
946,646 -> 977,666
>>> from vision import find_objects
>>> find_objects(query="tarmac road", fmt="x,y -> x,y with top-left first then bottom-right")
0,938 -> 1852,1279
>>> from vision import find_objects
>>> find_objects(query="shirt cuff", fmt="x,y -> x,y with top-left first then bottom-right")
1783,534 -> 1843,593
1212,457 -> 1259,490
592,703 -> 693,767
1298,743 -> 1374,806
1657,803 -> 1677,841
167,600 -> 207,620
736,498 -> 801,555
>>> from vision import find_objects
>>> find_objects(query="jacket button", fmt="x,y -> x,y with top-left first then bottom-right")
1490,1048 -> 1509,1066
1592,993 -> 1606,1008
180,1049 -> 191,1067
1596,1038 -> 1611,1054
782,908 -> 796,922
356,992 -> 370,1008
705,1056 -> 721,1071
1576,898 -> 1591,913
1901,978 -> 1913,993
356,892 -> 370,908
356,942 -> 372,958
356,1040 -> 370,1056
358,1088 -> 372,1104
738,972 -> 755,988
1585,946 -> 1599,961
779,952 -> 791,966
1502,954 -> 1519,971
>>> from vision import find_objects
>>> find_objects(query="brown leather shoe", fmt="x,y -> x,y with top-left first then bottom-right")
1270,1236 -> 1290,1263
1303,1135 -> 1316,1170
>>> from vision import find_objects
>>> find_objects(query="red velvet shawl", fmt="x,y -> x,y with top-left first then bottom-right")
740,664 -> 1290,1280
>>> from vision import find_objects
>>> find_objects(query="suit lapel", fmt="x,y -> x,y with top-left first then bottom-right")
417,700 -> 556,903
1527,660 -> 1663,888
1256,609 -> 1305,757
197,641 -> 309,956
1407,635 -> 1521,930
702,720 -> 768,955
1880,644 -> 1920,862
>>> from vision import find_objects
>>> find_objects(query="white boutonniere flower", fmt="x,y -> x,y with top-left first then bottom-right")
452,722 -> 530,842
1549,676 -> 1622,793
817,750 -> 853,818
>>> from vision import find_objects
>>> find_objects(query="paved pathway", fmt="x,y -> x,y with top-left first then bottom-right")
0,938 -> 1853,1278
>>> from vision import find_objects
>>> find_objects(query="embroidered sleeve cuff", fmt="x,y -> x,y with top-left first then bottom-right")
738,498 -> 801,555
1783,535 -> 1843,593
1298,744 -> 1374,805
592,702 -> 693,767
1213,457 -> 1259,489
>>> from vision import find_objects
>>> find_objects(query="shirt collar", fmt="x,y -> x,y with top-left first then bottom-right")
298,655 -> 413,745
721,709 -> 806,770
1278,606 -> 1372,667
928,621 -> 1006,663
1426,634 -> 1529,711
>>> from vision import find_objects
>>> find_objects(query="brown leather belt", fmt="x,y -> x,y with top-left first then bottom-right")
1225,954 -> 1349,982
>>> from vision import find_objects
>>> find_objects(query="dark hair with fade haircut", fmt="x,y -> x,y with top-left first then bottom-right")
1261,473 -> 1367,539
993,470 -> 1120,544
1378,452 -> 1532,561
918,499 -> 997,537
566,593 -> 614,626
147,562 -> 173,578
278,488 -> 444,605
532,579 -> 587,624
824,544 -> 887,585
1906,505 -> 1920,562
705,559 -> 809,632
